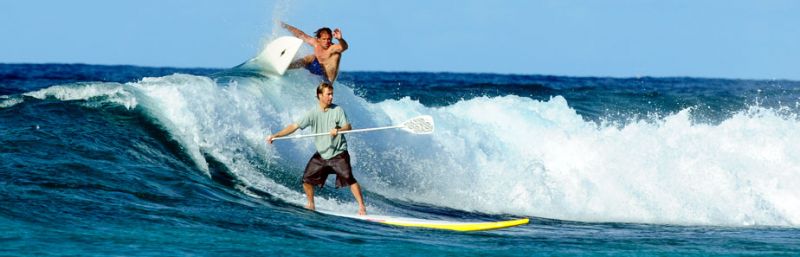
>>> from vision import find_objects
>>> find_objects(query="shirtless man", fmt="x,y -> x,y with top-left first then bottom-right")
282,22 -> 348,84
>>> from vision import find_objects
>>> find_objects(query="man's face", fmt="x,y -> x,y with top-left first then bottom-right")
317,32 -> 332,49
318,87 -> 333,107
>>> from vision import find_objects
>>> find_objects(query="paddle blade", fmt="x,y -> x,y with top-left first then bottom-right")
401,115 -> 435,134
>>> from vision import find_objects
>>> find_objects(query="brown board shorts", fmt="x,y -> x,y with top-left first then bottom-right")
303,151 -> 357,188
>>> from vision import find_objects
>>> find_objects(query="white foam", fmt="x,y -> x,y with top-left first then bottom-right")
362,95 -> 800,226
22,82 -> 138,109
0,95 -> 24,108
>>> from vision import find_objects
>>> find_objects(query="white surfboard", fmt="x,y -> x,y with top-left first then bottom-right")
250,36 -> 303,75
318,210 -> 529,232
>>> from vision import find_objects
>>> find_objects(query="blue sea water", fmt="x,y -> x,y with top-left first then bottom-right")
2,63 -> 800,256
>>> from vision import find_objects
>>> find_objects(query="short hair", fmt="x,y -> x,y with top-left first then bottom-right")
316,82 -> 333,99
314,27 -> 332,38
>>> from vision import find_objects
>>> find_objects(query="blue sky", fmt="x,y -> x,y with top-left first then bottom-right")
1,0 -> 798,80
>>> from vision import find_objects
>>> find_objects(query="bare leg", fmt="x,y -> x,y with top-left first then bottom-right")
350,183 -> 367,215
288,55 -> 314,69
303,183 -> 315,211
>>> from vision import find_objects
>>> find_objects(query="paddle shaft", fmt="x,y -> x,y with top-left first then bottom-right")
271,125 -> 402,141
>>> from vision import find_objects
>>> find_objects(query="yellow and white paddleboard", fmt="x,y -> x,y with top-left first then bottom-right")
319,210 -> 529,232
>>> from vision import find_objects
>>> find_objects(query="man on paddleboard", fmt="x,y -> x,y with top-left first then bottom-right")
281,22 -> 348,84
266,82 -> 367,216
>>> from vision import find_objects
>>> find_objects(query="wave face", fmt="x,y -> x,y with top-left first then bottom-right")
3,63 -> 800,255
3,64 -> 800,228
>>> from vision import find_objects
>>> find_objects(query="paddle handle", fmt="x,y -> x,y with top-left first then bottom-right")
272,125 -> 402,141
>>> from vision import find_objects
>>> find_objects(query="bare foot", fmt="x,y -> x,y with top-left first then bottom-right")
358,207 -> 367,216
305,203 -> 315,211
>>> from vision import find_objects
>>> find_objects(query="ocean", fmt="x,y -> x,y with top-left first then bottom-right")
2,63 -> 800,256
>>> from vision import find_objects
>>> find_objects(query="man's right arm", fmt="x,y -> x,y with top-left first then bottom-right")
266,124 -> 300,144
281,22 -> 316,46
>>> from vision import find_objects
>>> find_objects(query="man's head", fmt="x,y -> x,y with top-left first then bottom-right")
316,82 -> 334,107
315,27 -> 333,49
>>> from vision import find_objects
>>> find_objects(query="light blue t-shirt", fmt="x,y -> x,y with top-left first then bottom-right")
296,104 -> 349,159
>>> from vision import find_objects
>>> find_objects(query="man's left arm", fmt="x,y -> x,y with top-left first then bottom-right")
330,108 -> 351,136
333,28 -> 348,53
330,123 -> 351,136
340,123 -> 353,132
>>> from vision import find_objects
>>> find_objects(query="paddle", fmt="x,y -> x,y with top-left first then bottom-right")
272,115 -> 434,141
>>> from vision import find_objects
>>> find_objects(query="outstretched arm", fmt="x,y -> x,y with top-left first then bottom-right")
332,28 -> 348,53
281,22 -> 316,46
266,124 -> 300,144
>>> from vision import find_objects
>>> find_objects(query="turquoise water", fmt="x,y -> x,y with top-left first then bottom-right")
2,63 -> 800,256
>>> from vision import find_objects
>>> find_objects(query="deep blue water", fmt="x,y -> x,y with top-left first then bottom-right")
2,63 -> 800,256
